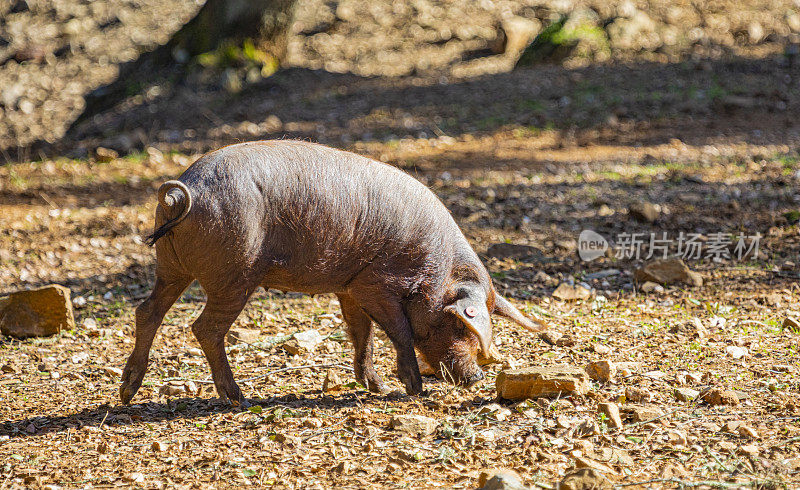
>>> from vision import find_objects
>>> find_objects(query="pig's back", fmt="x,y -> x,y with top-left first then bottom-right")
173,141 -> 461,293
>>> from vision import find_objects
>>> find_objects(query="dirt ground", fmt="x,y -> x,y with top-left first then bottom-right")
2,0 -> 800,489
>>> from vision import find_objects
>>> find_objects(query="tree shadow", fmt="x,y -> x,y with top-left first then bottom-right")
19,51 -> 800,161
0,390 -> 400,439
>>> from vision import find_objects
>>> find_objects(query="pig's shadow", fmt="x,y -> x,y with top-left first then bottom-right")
0,390 -> 396,439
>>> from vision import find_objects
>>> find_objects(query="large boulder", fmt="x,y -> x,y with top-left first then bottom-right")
0,285 -> 76,338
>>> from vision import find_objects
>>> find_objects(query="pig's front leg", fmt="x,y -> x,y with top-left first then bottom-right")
337,294 -> 388,394
359,298 -> 423,395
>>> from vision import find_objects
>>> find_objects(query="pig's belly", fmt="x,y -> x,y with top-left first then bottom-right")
260,266 -> 357,296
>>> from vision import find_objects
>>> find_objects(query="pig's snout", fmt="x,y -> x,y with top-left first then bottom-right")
461,369 -> 485,387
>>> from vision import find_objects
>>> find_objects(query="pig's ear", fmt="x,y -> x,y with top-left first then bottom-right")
493,292 -> 548,332
445,294 -> 492,356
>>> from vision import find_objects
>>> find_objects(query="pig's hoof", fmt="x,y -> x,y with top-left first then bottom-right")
119,366 -> 145,404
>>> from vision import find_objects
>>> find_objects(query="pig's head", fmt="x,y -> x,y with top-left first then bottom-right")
414,281 -> 495,387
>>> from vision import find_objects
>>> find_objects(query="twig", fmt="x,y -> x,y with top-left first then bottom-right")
239,363 -> 353,383
98,410 -> 109,430
772,435 -> 800,447
615,477 -> 784,488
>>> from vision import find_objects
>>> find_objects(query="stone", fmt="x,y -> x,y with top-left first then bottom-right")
783,317 -> 800,331
552,283 -> 591,301
573,456 -> 616,475
640,281 -> 663,293
674,387 -> 700,402
598,402 -> 623,429
0,285 -> 75,338
626,405 -> 665,423
159,383 -> 187,397
628,202 -> 661,222
585,360 -> 616,383
495,365 -> 590,400
186,347 -> 203,357
667,429 -> 687,446
725,345 -> 749,359
634,258 -> 703,287
94,147 -> 118,162
738,425 -> 759,439
227,328 -> 261,345
584,269 -> 620,280
700,388 -> 740,406
282,329 -> 323,355
539,330 -> 563,345
103,366 -> 123,378
389,414 -> 437,437
559,468 -> 612,490
151,441 -> 166,452
491,16 -> 541,56
477,468 -> 528,490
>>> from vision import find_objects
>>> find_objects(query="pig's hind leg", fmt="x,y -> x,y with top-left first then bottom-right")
190,291 -> 253,406
121,274 -> 192,404
337,294 -> 389,394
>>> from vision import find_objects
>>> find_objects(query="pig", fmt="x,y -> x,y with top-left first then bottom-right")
120,141 -> 545,406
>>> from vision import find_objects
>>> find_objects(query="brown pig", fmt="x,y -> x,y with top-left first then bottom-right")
120,141 -> 545,405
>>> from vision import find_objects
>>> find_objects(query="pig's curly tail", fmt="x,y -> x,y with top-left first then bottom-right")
145,180 -> 192,246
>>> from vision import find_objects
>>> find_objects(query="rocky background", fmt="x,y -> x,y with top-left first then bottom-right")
1,0 -> 799,153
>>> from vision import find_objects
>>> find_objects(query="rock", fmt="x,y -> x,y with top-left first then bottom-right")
539,330 -> 563,345
783,317 -> 800,331
151,441 -> 166,452
103,366 -> 123,378
159,383 -> 187,397
573,456 -> 616,475
486,243 -> 545,261
477,468 -> 527,490
491,16 -> 541,56
282,329 -> 323,355
478,342 -> 504,366
584,269 -> 620,280
607,10 -> 658,51
640,281 -> 663,293
552,283 -> 591,301
94,147 -> 118,162
559,468 -> 612,490
1,363 -> 19,374
478,403 -> 512,421
674,387 -> 700,402
626,405 -> 665,423
739,444 -> 760,457
495,365 -> 590,400
186,347 -> 203,357
634,258 -> 703,287
667,429 -> 687,446
700,388 -> 740,406
598,402 -> 623,429
0,285 -> 76,338
533,271 -> 557,286
321,370 -> 343,392
227,328 -> 260,344
725,345 -> 749,359
738,425 -> 759,439
389,414 -> 437,437
628,202 -> 661,222
585,360 -> 616,383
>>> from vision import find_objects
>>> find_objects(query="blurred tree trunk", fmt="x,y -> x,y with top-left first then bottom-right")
73,0 -> 298,125
168,0 -> 298,61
